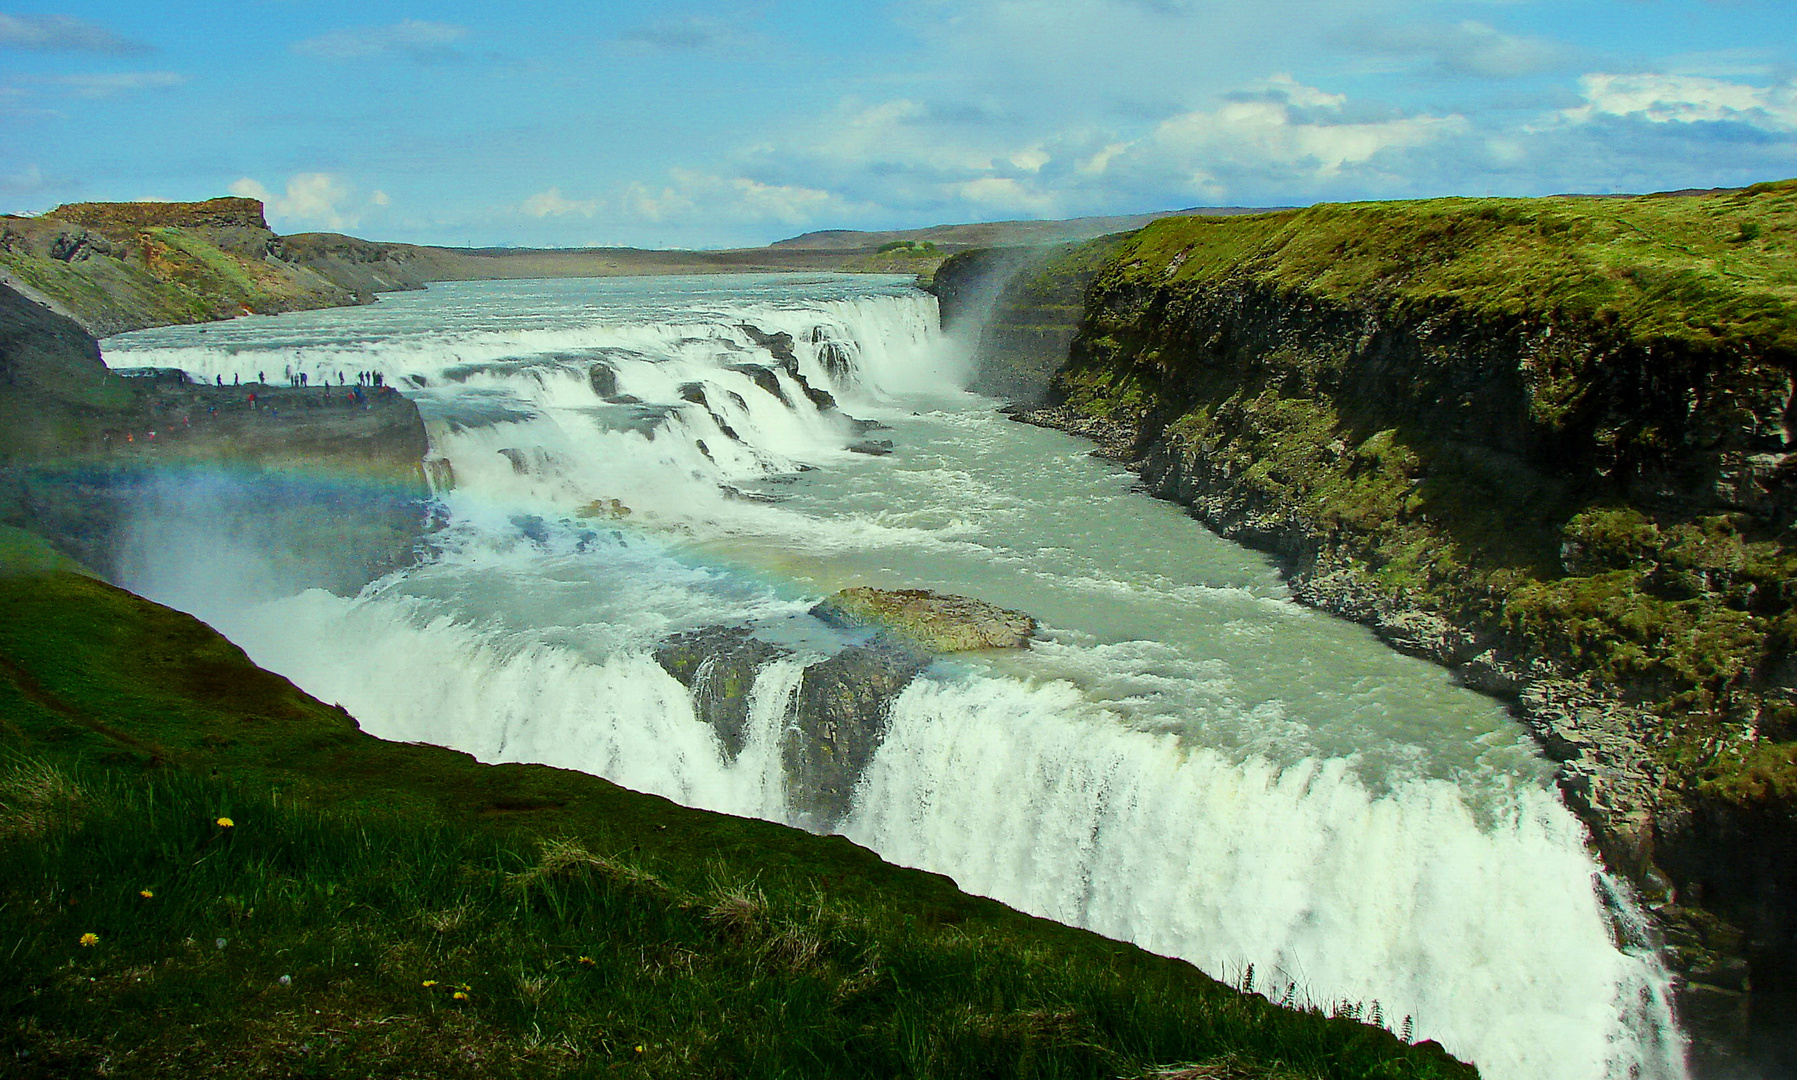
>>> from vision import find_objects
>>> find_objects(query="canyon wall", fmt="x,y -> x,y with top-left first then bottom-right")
939,180 -> 1797,1074
0,283 -> 430,594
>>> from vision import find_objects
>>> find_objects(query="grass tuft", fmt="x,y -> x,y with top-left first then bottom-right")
0,757 -> 87,841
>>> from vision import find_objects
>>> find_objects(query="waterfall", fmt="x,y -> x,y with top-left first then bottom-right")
102,275 -> 1690,1080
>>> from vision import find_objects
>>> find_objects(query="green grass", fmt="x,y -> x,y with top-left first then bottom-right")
1112,180 -> 1797,357
0,525 -> 90,577
0,565 -> 1474,1079
876,240 -> 941,255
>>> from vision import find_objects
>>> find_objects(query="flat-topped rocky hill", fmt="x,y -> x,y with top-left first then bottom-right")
0,198 -> 428,337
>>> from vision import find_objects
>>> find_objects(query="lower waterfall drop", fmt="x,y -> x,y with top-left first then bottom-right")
100,274 -> 1691,1080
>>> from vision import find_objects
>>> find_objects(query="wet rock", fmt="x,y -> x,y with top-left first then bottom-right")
591,402 -> 674,437
803,384 -> 838,412
784,635 -> 931,822
576,498 -> 631,519
708,411 -> 742,442
588,361 -> 620,400
497,447 -> 528,474
847,440 -> 893,456
784,368 -> 838,412
817,339 -> 856,382
1370,610 -> 1479,665
678,382 -> 708,405
738,324 -> 797,364
725,363 -> 789,404
654,626 -> 792,760
1456,650 -> 1526,697
811,587 -> 1037,652
651,620 -> 934,823
720,485 -> 779,504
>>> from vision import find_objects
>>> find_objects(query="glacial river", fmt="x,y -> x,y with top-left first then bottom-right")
104,274 -> 1687,1080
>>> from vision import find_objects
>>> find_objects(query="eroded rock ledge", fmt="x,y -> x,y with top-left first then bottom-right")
812,587 -> 1037,652
0,284 -> 432,595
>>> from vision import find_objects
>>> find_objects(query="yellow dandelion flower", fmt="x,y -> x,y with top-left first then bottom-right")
139,889 -> 154,899
453,991 -> 468,1000
216,817 -> 234,828
635,1045 -> 645,1054
459,983 -> 471,991
577,955 -> 595,965
422,980 -> 438,987
78,933 -> 99,947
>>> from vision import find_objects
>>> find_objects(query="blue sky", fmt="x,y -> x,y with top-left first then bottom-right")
2,0 -> 1793,247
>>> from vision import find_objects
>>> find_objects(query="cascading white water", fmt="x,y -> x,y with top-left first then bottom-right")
103,274 -> 1689,1080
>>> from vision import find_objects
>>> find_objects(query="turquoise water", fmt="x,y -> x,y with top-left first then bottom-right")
105,275 -> 1686,1080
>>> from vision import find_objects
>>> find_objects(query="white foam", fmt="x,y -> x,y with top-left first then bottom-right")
106,277 -> 1690,1080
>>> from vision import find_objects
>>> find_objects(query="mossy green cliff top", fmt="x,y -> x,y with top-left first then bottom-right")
1117,179 -> 1796,357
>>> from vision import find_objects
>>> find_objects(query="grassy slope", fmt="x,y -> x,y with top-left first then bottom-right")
1058,182 -> 1797,801
0,224 -> 358,337
0,562 -> 1470,1079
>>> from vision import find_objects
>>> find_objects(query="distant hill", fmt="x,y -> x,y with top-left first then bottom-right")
0,197 -> 1292,336
770,207 -> 1286,252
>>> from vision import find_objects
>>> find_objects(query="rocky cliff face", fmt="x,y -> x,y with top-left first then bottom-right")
932,241 -> 1122,405
49,196 -> 273,232
968,182 -> 1797,1075
0,198 -> 425,337
0,284 -> 430,596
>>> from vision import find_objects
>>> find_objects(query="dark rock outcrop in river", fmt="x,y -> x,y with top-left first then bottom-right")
656,588 -> 1040,824
655,626 -> 793,760
786,635 -> 932,824
653,622 -> 931,825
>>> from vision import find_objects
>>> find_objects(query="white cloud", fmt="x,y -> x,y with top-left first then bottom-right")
620,170 -> 858,226
956,176 -> 1059,215
716,69 -> 1466,229
229,173 -> 388,232
1077,142 -> 1129,176
1108,76 -> 1465,195
0,13 -> 148,55
807,98 -> 998,175
293,21 -> 468,61
521,188 -> 599,218
1562,73 -> 1797,130
42,72 -> 188,98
